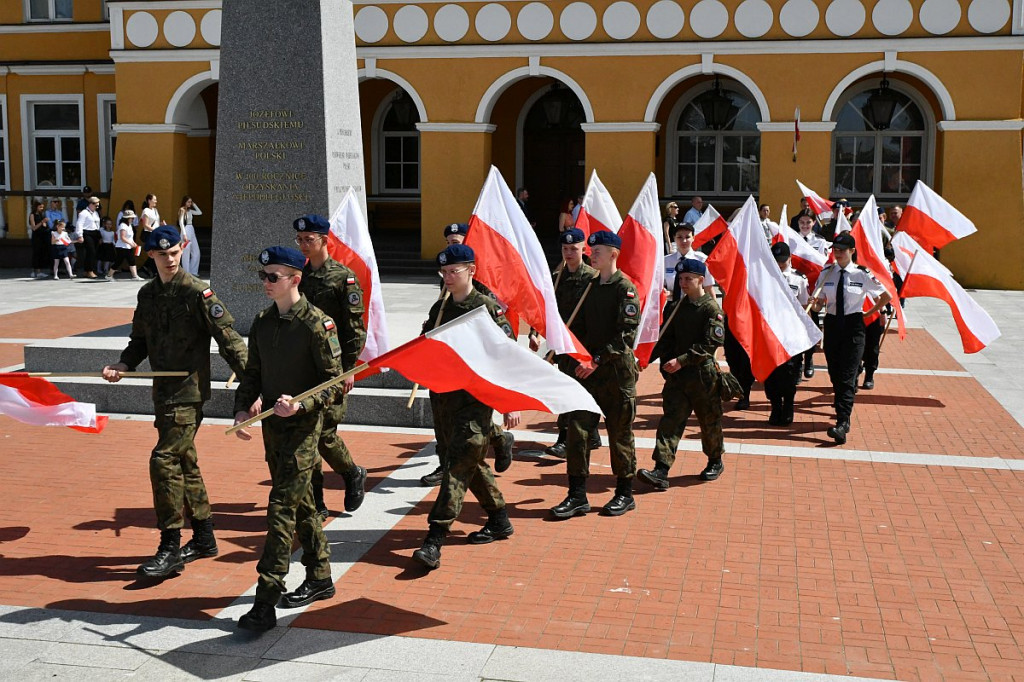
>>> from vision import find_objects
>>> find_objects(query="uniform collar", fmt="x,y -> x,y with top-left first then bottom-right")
155,267 -> 189,293
274,294 -> 310,320
596,269 -> 624,285
303,256 -> 336,276
683,292 -> 711,307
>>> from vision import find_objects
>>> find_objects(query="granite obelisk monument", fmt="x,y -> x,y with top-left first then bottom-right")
210,0 -> 366,332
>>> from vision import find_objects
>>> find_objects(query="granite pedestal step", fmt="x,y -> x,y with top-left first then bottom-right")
24,337 -> 433,427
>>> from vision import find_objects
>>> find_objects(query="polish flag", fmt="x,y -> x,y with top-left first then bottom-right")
898,180 -> 977,251
327,188 -> 390,364
0,374 -> 108,433
691,204 -> 728,249
706,196 -> 823,381
891,232 -> 999,353
616,173 -> 664,368
796,179 -> 834,221
369,307 -> 601,415
465,166 -> 590,360
575,170 -> 622,241
850,195 -> 906,340
766,205 -> 827,288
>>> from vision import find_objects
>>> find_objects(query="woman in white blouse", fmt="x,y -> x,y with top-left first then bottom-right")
139,194 -> 163,278
177,195 -> 202,276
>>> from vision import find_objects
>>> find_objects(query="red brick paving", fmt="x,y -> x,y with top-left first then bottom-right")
0,306 -> 134,338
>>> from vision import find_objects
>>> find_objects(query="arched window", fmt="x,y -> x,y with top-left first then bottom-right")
377,89 -> 420,194
670,79 -> 761,196
832,79 -> 929,199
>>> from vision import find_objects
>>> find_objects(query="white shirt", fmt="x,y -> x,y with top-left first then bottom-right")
178,204 -> 202,230
116,211 -> 139,229
115,222 -> 135,249
100,228 -> 116,244
817,262 -> 887,316
780,266 -> 809,306
77,208 -> 100,232
800,231 -> 831,256
141,207 -> 160,232
663,249 -> 715,291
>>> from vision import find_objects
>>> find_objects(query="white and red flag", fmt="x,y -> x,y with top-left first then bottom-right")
575,170 -> 622,241
796,179 -> 834,221
898,180 -> 977,251
891,232 -> 999,353
369,307 -> 601,415
850,195 -> 906,339
327,188 -> 390,365
766,204 -> 827,288
0,374 -> 108,433
615,173 -> 664,368
691,204 -> 728,249
465,166 -> 590,361
706,196 -> 823,381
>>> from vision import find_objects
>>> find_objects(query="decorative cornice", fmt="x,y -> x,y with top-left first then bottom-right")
113,123 -> 191,134
110,49 -> 219,63
416,122 -> 496,133
758,121 -> 837,132
579,122 -> 661,133
9,64 -> 88,75
0,22 -> 108,34
938,120 -> 1024,131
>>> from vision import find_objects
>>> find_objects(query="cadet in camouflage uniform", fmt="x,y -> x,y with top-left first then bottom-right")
412,244 -> 520,570
550,230 -> 640,520
637,259 -> 727,491
293,214 -> 368,519
232,246 -> 341,632
419,223 -> 514,487
528,228 -> 601,457
103,226 -> 247,579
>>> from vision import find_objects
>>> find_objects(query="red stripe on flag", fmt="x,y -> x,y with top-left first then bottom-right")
898,205 -> 958,252
326,234 -> 372,330
691,216 -> 728,250
616,215 -> 659,309
900,274 -> 984,353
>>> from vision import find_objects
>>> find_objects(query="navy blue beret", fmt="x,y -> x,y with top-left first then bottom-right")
587,230 -> 622,249
675,258 -> 707,276
443,223 -> 469,237
770,241 -> 791,260
144,225 -> 181,251
832,232 -> 856,250
560,228 -> 586,245
437,244 -> 475,266
259,246 -> 306,270
293,214 -> 330,234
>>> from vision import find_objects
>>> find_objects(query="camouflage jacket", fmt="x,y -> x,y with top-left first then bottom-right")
299,258 -> 366,371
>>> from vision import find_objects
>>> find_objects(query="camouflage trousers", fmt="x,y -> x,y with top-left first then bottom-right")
312,396 -> 357,491
430,390 -> 504,470
566,358 -> 637,479
652,363 -> 724,468
151,402 -> 210,531
255,412 -> 332,606
428,390 -> 505,530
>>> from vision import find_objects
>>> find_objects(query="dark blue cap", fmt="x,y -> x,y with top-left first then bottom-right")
437,244 -> 475,266
443,223 -> 469,237
833,232 -> 856,250
258,246 -> 306,270
560,228 -> 586,245
293,214 -> 330,234
144,225 -> 181,251
770,241 -> 791,260
676,258 -> 707,276
587,230 -> 622,249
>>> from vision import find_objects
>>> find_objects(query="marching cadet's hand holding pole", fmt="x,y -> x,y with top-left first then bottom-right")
806,279 -> 827,314
544,281 -> 593,363
98,364 -> 190,382
227,362 -> 370,437
406,290 -> 450,408
877,251 -> 916,353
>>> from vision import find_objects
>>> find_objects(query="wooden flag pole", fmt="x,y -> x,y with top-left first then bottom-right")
545,281 -> 593,363
226,362 -> 370,435
226,372 -> 236,389
877,251 -> 916,353
406,290 -> 450,408
805,279 -> 827,314
17,371 -> 190,378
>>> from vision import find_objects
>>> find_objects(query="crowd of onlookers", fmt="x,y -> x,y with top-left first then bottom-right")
27,188 -> 203,281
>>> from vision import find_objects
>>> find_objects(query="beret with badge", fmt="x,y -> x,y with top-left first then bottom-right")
436,243 -> 475,266
770,241 -> 791,261
675,257 -> 707,276
293,214 -> 330,234
587,230 -> 622,249
144,225 -> 181,252
559,227 -> 586,245
259,245 -> 306,270
443,223 -> 469,237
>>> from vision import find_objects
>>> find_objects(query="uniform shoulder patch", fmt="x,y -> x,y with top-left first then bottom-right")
716,313 -> 724,320
625,290 -> 636,298
346,276 -> 356,284
202,288 -> 214,299
323,319 -> 336,331
624,302 -> 638,317
209,303 -> 225,319
348,291 -> 361,305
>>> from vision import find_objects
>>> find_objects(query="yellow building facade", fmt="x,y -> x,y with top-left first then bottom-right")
1,0 -> 1022,287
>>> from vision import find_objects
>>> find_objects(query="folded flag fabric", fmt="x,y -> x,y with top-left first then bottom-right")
691,204 -> 728,250
898,180 -> 977,251
850,195 -> 906,340
575,170 -> 622,243
0,374 -> 107,433
796,179 -> 834,221
368,307 -> 602,416
615,173 -> 663,368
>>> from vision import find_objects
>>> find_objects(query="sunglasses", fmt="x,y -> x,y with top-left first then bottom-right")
257,271 -> 290,283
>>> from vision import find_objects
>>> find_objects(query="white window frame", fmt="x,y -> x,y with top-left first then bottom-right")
24,0 -> 74,22
0,95 -> 10,190
371,88 -> 420,196
20,94 -> 86,191
97,94 -> 116,192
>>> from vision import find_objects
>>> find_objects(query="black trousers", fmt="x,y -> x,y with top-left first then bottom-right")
804,310 -> 821,366
723,323 -> 754,396
861,317 -> 884,375
764,356 -> 801,408
82,230 -> 101,272
823,313 -> 867,423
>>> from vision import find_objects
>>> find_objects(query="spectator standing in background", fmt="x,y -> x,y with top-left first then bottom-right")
98,216 -> 117,278
109,210 -> 142,281
178,195 -> 203,276
682,196 -> 704,225
76,196 -> 103,278
516,187 -> 536,230
29,200 -> 51,279
556,197 -> 575,234
50,219 -> 74,280
139,194 -> 163,278
662,202 -> 680,255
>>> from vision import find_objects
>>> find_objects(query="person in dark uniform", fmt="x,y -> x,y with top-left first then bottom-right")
764,242 -> 808,426
102,226 -> 248,578
419,222 -> 514,486
231,246 -> 342,631
293,214 -> 368,519
810,232 -> 891,444
529,228 -> 601,457
858,241 -> 901,391
637,259 -> 727,490
723,318 -> 754,410
412,244 -> 520,570
550,230 -> 640,519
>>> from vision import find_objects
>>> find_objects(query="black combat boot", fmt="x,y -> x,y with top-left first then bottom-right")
735,392 -> 751,410
312,482 -> 329,521
588,427 -> 602,450
467,508 -> 515,544
827,421 -> 850,444
637,464 -> 670,491
180,517 -> 218,563
343,465 -> 367,512
781,396 -> 795,425
550,476 -> 590,519
281,577 -> 336,608
412,524 -> 446,569
238,600 -> 277,632
803,353 -> 815,379
767,403 -> 784,425
138,529 -> 184,578
862,371 -> 875,390
493,432 -> 514,473
545,428 -> 567,458
419,465 -> 444,487
602,478 -> 636,516
700,459 -> 725,481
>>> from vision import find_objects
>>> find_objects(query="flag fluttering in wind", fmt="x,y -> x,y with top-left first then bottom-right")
368,308 -> 601,415
706,197 -> 823,381
898,180 -> 977,251
465,166 -> 590,360
328,188 -> 390,364
0,374 -> 107,433
575,170 -> 622,241
615,173 -> 664,368
691,204 -> 728,250
891,232 -> 999,353
850,195 -> 906,340
796,179 -> 834,221
766,205 -> 827,289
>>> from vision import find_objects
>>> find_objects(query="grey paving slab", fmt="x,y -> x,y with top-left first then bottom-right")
132,650 -> 260,681
13,661 -> 136,681
0,637 -> 59,671
362,671 -> 482,682
711,665 -> 881,681
245,659 -> 368,681
0,604 -> 78,641
481,645 -> 715,682
35,641 -> 153,670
